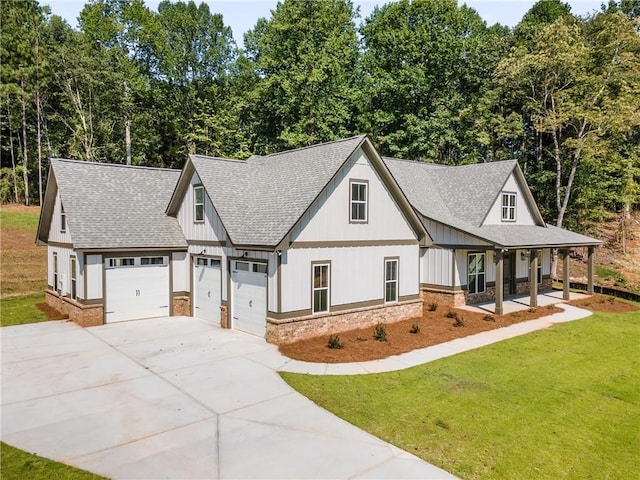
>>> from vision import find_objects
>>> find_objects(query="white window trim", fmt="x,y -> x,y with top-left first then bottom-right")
194,185 -> 205,223
501,192 -> 517,222
60,203 -> 66,233
384,258 -> 399,303
70,256 -> 77,300
312,263 -> 330,314
350,180 -> 368,223
467,252 -> 486,295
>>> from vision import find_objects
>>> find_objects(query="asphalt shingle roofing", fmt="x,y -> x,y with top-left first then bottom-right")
190,135 -> 366,247
51,159 -> 187,250
383,157 -> 601,248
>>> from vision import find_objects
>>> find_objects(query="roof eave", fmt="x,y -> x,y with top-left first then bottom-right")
35,165 -> 57,245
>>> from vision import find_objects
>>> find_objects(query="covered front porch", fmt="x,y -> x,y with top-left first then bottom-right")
492,246 -> 596,315
460,290 -> 590,315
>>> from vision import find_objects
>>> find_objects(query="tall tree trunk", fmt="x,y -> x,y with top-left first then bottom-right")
7,107 -> 19,203
124,80 -> 132,165
21,78 -> 30,206
36,90 -> 43,206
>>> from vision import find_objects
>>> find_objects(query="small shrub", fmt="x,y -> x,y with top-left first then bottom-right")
409,323 -> 420,334
528,307 -> 537,313
453,315 -> 465,327
445,311 -> 456,319
373,323 -> 387,342
614,274 -> 628,288
427,302 -> 438,312
483,314 -> 495,322
327,334 -> 343,349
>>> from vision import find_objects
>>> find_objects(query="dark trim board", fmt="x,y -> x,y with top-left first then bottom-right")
48,241 -> 74,249
291,239 -> 418,249
187,240 -> 227,247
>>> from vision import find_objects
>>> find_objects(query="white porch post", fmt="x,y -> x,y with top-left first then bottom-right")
587,247 -> 595,295
529,249 -> 538,308
562,249 -> 571,301
495,250 -> 504,315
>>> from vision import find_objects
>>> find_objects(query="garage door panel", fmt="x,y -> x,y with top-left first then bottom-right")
194,258 -> 221,323
231,262 -> 267,337
105,262 -> 170,323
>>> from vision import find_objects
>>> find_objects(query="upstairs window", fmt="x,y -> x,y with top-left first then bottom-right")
350,180 -> 368,223
194,185 -> 205,222
60,203 -> 66,232
501,192 -> 516,222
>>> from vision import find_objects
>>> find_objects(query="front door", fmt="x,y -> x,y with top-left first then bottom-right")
503,252 -> 516,296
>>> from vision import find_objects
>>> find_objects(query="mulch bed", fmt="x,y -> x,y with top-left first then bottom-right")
279,304 -> 564,363
567,294 -> 639,313
36,302 -> 68,320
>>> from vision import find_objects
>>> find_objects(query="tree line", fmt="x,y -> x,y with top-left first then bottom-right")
1,0 -> 639,238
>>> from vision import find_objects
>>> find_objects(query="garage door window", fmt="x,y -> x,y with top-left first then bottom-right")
235,261 -> 249,271
141,257 -> 165,266
253,263 -> 267,274
312,263 -> 330,314
108,258 -> 135,268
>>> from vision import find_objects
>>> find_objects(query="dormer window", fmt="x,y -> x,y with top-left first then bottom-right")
194,185 -> 204,222
350,180 -> 368,223
60,203 -> 66,232
501,192 -> 516,222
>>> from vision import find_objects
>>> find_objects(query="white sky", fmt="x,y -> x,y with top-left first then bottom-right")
42,0 -> 604,48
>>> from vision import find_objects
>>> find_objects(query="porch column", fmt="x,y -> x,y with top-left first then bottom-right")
495,250 -> 504,315
587,247 -> 595,295
562,248 -> 571,301
529,249 -> 538,308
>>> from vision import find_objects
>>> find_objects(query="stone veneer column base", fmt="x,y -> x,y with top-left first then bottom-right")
45,289 -> 103,327
172,296 -> 191,316
420,286 -> 467,308
220,304 -> 229,328
265,299 -> 423,345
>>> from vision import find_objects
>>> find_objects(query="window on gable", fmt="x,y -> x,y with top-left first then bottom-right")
385,259 -> 398,303
60,203 -> 66,232
312,263 -> 330,313
468,253 -> 486,294
70,257 -> 77,300
350,180 -> 368,222
501,192 -> 516,222
194,185 -> 205,223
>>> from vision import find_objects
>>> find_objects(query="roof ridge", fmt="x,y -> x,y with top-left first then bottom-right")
265,134 -> 366,158
53,158 -> 180,172
383,156 -> 449,168
190,154 -> 247,165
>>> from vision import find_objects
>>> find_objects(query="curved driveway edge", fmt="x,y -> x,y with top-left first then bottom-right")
279,304 -> 593,375
1,317 -> 456,480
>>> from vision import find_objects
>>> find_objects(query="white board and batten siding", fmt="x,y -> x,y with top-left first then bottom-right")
483,174 -> 537,226
176,171 -> 227,243
420,247 -> 456,287
290,148 -> 416,243
280,245 -> 419,313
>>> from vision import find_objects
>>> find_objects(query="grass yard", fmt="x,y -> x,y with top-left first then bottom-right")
0,442 -> 106,480
282,310 -> 640,480
0,293 -> 55,327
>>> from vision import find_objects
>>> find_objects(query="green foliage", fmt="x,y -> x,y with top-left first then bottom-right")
0,294 -> 49,327
327,334 -> 344,349
373,322 -> 387,342
427,302 -> 438,312
0,441 -> 106,479
483,314 -> 495,322
409,323 -> 420,334
596,265 -> 619,280
452,315 -> 465,327
282,309 -> 640,479
445,311 -> 456,318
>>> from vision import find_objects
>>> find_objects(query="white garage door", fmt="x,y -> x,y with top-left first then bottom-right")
105,256 -> 170,323
193,257 -> 221,323
231,260 -> 267,337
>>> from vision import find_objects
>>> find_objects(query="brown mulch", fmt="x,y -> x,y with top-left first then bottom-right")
279,296 -> 638,364
279,304 -> 564,363
36,302 -> 68,320
567,294 -> 639,313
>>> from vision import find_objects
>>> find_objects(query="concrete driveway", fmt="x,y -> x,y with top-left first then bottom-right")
1,317 -> 455,479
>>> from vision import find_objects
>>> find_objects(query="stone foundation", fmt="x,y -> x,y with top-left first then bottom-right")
266,299 -> 423,345
172,296 -> 191,316
220,304 -> 229,328
465,286 -> 497,305
420,287 -> 466,308
46,289 -> 103,327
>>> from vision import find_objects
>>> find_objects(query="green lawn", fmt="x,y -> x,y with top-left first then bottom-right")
0,294 -> 50,327
282,310 -> 640,480
0,442 -> 106,480
0,206 -> 41,230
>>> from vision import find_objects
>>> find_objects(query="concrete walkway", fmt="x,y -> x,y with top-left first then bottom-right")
278,303 -> 592,375
1,317 -> 455,480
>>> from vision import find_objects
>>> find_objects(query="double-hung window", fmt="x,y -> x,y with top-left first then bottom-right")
53,252 -> 58,291
468,253 -> 485,294
501,192 -> 516,222
194,185 -> 205,222
385,258 -> 398,303
350,180 -> 368,222
70,257 -> 77,300
312,263 -> 330,313
60,203 -> 66,232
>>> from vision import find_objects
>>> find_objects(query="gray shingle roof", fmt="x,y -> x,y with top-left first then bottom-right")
384,157 -> 602,248
51,159 -> 187,250
191,135 -> 367,247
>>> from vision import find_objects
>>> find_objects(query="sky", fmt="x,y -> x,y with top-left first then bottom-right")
41,0 -> 604,48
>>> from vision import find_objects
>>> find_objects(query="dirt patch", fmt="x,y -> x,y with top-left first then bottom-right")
279,304 -> 564,363
567,294 -> 639,313
36,302 -> 68,320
